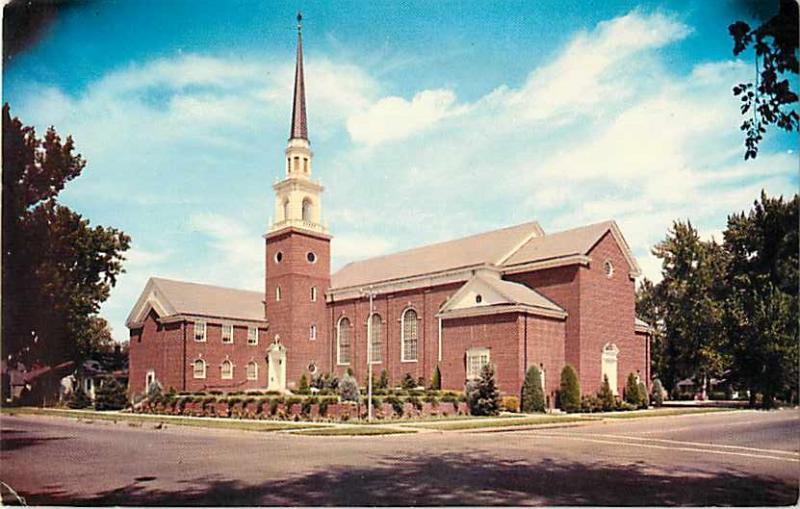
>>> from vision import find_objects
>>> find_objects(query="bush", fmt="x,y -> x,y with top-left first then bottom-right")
651,378 -> 665,407
597,375 -> 616,412
581,394 -> 601,413
338,373 -> 360,402
430,365 -> 441,390
466,364 -> 501,416
297,374 -> 310,395
521,366 -> 546,413
94,377 -> 128,411
501,396 -> 519,412
637,381 -> 649,409
67,386 -> 92,409
377,369 -> 390,390
385,395 -> 404,416
407,395 -> 423,411
624,373 -> 641,406
400,373 -> 417,390
423,392 -> 439,405
558,365 -> 581,413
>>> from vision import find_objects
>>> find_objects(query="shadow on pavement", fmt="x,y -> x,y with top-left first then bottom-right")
18,451 -> 799,506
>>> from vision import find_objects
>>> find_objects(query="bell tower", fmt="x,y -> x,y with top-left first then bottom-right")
264,13 -> 331,391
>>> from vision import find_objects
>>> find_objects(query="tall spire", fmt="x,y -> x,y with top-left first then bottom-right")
290,12 -> 308,141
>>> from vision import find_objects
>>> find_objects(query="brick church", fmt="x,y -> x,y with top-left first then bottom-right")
127,18 -> 652,404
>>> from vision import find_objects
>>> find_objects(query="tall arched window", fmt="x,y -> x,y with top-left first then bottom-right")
369,314 -> 383,364
282,199 -> 289,221
302,198 -> 312,222
246,361 -> 258,381
601,343 -> 620,395
401,308 -> 418,362
337,317 -> 351,365
221,360 -> 234,380
193,359 -> 206,379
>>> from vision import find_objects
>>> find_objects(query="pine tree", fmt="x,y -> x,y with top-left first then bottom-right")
297,373 -> 309,394
465,364 -> 501,416
67,386 -> 91,409
377,369 -> 390,389
651,378 -> 665,407
94,377 -> 128,411
637,381 -> 649,409
338,373 -> 359,402
521,366 -> 545,413
597,374 -> 616,411
558,365 -> 581,413
430,365 -> 441,390
624,373 -> 641,406
400,372 -> 416,390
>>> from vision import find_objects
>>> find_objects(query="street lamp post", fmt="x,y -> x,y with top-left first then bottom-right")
362,287 -> 376,422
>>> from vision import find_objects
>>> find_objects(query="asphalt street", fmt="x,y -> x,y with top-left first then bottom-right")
1,408 -> 797,505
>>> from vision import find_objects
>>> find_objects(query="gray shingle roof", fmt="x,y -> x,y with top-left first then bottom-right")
150,277 -> 265,322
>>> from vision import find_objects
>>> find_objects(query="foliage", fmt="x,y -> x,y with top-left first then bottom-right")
558,364 -> 581,413
385,394 -> 404,416
67,386 -> 91,409
296,374 -> 309,395
465,363 -> 501,416
311,372 -> 339,391
598,375 -> 616,411
501,396 -> 519,412
521,366 -> 546,413
580,394 -> 601,413
377,369 -> 390,389
430,365 -> 441,390
146,380 -> 163,403
729,0 -> 798,159
338,373 -> 360,402
400,372 -> 417,390
624,373 -> 642,407
637,382 -> 649,409
94,377 -> 128,411
650,378 -> 665,407
636,279 -> 669,388
2,105 -> 131,367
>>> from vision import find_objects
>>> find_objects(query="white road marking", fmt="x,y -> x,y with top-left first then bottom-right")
568,432 -> 799,456
530,432 -> 800,463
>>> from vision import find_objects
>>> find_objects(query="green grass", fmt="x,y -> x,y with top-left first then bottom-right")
406,414 -> 599,431
291,426 -> 417,436
0,406 -> 320,432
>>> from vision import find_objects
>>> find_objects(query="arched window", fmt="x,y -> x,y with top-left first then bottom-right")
282,199 -> 289,221
303,157 -> 309,173
369,313 -> 383,364
221,360 -> 234,380
246,361 -> 258,381
276,286 -> 282,302
401,308 -> 418,362
309,324 -> 317,341
601,343 -> 620,395
310,286 -> 317,301
337,317 -> 351,365
193,359 -> 206,379
302,198 -> 312,222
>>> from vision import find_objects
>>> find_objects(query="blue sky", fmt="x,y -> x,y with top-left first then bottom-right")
5,0 -> 797,342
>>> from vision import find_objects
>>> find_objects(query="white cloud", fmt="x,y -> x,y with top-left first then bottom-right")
331,234 -> 396,269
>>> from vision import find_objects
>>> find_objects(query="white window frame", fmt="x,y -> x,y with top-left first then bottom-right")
193,359 -> 206,379
368,313 -> 383,364
604,259 -> 614,278
275,286 -> 282,302
309,324 -> 317,341
246,361 -> 258,381
466,347 -> 491,380
401,308 -> 418,362
222,324 -> 234,344
194,321 -> 207,342
601,343 -> 620,395
247,326 -> 258,345
311,286 -> 317,302
337,316 -> 351,365
221,359 -> 234,380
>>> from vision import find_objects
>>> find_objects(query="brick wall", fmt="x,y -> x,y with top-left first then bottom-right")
128,310 -> 184,395
521,314 -> 566,406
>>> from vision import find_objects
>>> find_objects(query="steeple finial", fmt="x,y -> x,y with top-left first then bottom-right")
290,12 -> 308,141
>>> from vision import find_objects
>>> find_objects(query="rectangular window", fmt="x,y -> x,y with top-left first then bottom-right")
248,327 -> 258,345
222,324 -> 234,344
466,348 -> 490,380
311,287 -> 317,302
310,324 -> 317,341
194,321 -> 206,342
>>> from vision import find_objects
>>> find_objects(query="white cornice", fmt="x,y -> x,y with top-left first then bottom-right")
437,304 -> 567,321
501,255 -> 591,275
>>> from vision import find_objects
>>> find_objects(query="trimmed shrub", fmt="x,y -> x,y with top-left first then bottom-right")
597,374 -> 616,412
465,363 -> 501,416
558,364 -> 581,413
637,381 -> 649,409
521,366 -> 546,413
423,392 -> 439,405
501,395 -> 519,412
430,365 -> 442,390
651,378 -> 665,407
94,377 -> 128,411
377,370 -> 390,390
400,373 -> 417,390
407,395 -> 423,411
581,394 -> 601,413
338,373 -> 360,402
67,386 -> 92,409
297,374 -> 310,395
624,373 -> 641,406
385,395 -> 404,416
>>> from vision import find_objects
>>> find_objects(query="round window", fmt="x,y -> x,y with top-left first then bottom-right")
274,251 -> 283,263
306,252 -> 317,263
475,294 -> 483,304
604,260 -> 614,278
308,363 -> 317,374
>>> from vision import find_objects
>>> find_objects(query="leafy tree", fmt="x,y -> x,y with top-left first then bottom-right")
650,378 -> 665,407
2,105 -> 130,367
636,278 -> 670,389
558,365 -> 581,413
624,373 -> 641,406
465,364 -> 500,416
297,374 -> 309,395
597,374 -> 616,411
94,377 -> 128,411
723,192 -> 799,408
652,221 -> 730,395
377,369 -> 389,390
521,366 -> 545,413
729,0 -> 798,159
338,373 -> 359,402
430,365 -> 441,390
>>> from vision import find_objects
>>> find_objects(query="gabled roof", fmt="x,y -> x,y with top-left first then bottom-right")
331,221 -> 544,290
438,274 -> 567,320
503,220 -> 642,277
126,277 -> 266,328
